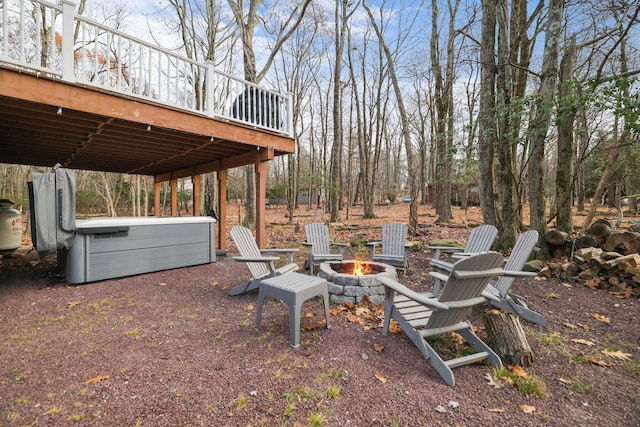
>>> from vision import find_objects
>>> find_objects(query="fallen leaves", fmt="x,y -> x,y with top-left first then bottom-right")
602,349 -> 631,360
519,404 -> 536,414
485,372 -> 503,389
82,375 -> 110,385
374,373 -> 387,383
587,358 -> 614,367
593,313 -> 610,323
571,338 -> 595,346
508,365 -> 529,378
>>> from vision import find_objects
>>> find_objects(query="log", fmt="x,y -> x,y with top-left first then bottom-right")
483,310 -> 534,367
603,231 -> 640,255
545,230 -> 568,246
575,235 -> 598,249
587,219 -> 611,243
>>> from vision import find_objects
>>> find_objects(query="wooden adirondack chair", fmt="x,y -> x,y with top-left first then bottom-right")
428,224 -> 498,263
304,222 -> 348,275
377,252 -> 505,386
484,230 -> 546,325
368,222 -> 410,275
429,224 -> 498,293
228,225 -> 299,296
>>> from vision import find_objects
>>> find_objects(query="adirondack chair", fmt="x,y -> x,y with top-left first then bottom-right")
484,230 -> 546,325
428,224 -> 498,265
368,222 -> 410,276
429,224 -> 498,293
377,252 -> 505,386
228,225 -> 299,296
303,222 -> 348,275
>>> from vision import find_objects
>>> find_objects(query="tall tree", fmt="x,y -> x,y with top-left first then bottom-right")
554,35 -> 577,233
527,0 -> 564,253
363,1 -> 419,234
478,0 -> 498,227
430,0 -> 459,223
227,0 -> 312,228
328,0 -> 359,222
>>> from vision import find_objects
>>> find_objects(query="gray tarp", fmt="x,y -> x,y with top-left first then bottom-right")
28,166 -> 75,255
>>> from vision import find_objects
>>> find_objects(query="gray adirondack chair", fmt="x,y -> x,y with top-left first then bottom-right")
368,222 -> 410,275
377,252 -> 505,386
484,230 -> 545,325
428,224 -> 498,265
429,224 -> 498,293
228,225 -> 299,296
304,222 -> 348,275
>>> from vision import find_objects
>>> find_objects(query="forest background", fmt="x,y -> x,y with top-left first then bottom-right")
1,0 -> 639,257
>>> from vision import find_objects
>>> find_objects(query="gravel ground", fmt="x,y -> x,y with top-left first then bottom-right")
1,211 -> 639,426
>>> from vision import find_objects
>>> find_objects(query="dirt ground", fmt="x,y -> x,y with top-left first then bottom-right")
1,203 -> 639,426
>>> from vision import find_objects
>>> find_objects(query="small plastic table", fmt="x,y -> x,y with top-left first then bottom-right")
257,272 -> 330,348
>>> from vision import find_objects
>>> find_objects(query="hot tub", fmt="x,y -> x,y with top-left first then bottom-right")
58,216 -> 216,284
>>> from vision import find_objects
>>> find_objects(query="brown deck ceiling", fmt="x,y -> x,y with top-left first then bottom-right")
0,70 -> 294,180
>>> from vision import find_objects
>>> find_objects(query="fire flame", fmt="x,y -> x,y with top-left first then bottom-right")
352,260 -> 372,276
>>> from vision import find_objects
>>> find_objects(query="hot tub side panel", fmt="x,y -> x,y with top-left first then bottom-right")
60,221 -> 216,284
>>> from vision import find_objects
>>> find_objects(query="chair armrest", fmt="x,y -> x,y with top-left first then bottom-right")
377,276 -> 448,310
451,252 -> 482,260
429,259 -> 454,272
429,271 -> 450,283
427,246 -> 466,253
453,268 -> 504,279
503,270 -> 538,277
330,242 -> 348,255
330,242 -> 348,247
261,248 -> 300,264
233,256 -> 280,263
367,241 -> 381,255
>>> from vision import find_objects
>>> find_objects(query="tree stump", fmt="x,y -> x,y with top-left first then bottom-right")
483,310 -> 534,367
587,219 -> 612,244
545,230 -> 569,258
575,235 -> 598,249
603,231 -> 640,255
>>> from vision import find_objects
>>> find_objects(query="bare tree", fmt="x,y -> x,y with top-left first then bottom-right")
226,0 -> 312,228
363,1 -> 419,234
527,0 -> 564,253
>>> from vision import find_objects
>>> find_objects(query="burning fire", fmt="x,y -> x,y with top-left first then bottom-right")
352,260 -> 372,276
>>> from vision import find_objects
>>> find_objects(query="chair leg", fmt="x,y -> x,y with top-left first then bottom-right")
255,292 -> 267,331
290,297 -> 302,348
322,290 -> 331,329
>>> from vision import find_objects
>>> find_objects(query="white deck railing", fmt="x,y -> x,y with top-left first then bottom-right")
0,0 -> 293,137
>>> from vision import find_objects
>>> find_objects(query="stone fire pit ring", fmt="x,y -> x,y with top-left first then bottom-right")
317,260 -> 397,305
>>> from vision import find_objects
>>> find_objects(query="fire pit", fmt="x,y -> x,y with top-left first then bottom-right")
317,260 -> 397,305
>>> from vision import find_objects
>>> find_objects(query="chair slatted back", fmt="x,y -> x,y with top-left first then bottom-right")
493,230 -> 539,296
465,224 -> 498,254
305,222 -> 331,255
230,225 -> 271,279
381,222 -> 408,257
427,252 -> 504,331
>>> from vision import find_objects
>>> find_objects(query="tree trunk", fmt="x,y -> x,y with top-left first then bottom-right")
364,4 -> 418,234
555,36 -> 577,233
483,310 -> 534,367
527,0 -> 564,256
478,0 -> 497,227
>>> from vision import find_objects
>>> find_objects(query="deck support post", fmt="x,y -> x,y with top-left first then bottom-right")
170,178 -> 178,216
192,174 -> 201,216
154,181 -> 161,216
218,170 -> 228,250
